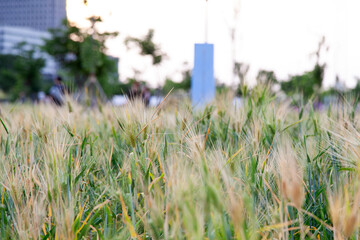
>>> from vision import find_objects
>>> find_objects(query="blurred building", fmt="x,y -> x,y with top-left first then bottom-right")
0,0 -> 66,31
0,0 -> 66,79
0,26 -> 57,78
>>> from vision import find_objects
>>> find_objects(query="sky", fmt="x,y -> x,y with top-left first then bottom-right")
67,0 -> 360,89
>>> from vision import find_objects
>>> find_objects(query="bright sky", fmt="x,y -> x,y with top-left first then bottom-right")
67,0 -> 360,88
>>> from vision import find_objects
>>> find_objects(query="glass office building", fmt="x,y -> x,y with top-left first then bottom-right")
0,0 -> 66,31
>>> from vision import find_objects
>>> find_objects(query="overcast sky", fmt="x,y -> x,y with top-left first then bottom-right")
67,0 -> 360,88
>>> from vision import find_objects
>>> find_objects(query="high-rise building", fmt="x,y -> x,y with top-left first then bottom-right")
0,0 -> 67,78
0,0 -> 66,31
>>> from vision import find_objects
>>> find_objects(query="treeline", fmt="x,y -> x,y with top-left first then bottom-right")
0,21 -> 357,102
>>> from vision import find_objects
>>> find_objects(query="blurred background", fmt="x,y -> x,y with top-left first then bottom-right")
0,0 -> 359,105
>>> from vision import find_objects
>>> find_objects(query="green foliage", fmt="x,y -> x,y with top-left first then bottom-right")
0,43 -> 45,100
280,37 -> 327,101
162,69 -> 191,93
106,79 -> 134,96
0,69 -> 19,92
42,18 -> 119,95
233,62 -> 249,87
125,29 -> 166,65
281,63 -> 324,101
14,43 -> 45,94
347,78 -> 360,99
256,69 -> 278,85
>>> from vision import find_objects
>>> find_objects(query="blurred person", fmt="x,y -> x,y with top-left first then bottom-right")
37,91 -> 46,104
83,73 -> 107,107
49,76 -> 66,106
129,81 -> 141,100
142,86 -> 151,106
154,87 -> 162,97
18,91 -> 26,104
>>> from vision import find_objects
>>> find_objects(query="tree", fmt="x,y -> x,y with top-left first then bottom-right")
162,69 -> 191,94
0,42 -> 45,100
0,55 -> 19,93
281,69 -> 323,100
124,29 -> 166,93
14,43 -> 45,95
280,37 -> 327,101
125,29 -> 166,66
256,70 -> 277,86
233,62 -> 249,87
42,18 -> 119,96
234,62 -> 249,96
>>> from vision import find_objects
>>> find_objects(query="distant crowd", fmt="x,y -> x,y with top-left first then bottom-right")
36,76 -> 161,107
128,81 -> 152,106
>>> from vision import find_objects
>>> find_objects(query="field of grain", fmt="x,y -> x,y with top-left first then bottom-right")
0,88 -> 359,239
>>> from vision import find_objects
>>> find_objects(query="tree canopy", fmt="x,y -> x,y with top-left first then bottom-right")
0,43 -> 45,100
125,29 -> 166,65
280,38 -> 327,101
42,17 -> 119,96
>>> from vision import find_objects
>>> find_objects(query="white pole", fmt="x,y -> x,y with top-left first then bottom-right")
205,0 -> 208,43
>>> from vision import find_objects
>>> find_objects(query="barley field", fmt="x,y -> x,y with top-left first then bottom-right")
0,88 -> 359,239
